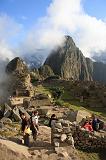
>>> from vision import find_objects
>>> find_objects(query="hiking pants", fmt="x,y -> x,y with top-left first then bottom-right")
24,134 -> 30,146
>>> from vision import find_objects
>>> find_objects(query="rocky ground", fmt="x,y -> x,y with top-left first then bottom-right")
0,106 -> 106,160
0,60 -> 106,160
0,125 -> 80,160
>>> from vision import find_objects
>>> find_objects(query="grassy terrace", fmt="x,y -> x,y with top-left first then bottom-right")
33,80 -> 106,160
34,80 -> 106,120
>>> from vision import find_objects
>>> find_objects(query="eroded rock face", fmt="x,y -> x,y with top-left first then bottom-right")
45,35 -> 106,83
45,36 -> 93,81
6,57 -> 28,74
38,65 -> 54,79
6,57 -> 34,97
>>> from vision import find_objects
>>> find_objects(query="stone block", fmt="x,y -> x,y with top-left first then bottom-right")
55,122 -> 62,129
61,134 -> 67,142
63,127 -> 71,134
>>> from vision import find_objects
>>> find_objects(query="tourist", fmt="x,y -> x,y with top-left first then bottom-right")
49,114 -> 57,145
49,114 -> 57,128
21,113 -> 31,146
83,120 -> 93,132
92,114 -> 100,131
23,116 -> 31,147
30,111 -> 39,140
21,113 -> 26,132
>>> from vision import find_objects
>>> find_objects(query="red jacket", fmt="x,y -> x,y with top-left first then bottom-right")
83,123 -> 93,132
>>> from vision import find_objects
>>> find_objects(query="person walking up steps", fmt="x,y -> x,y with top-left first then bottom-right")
21,113 -> 31,147
30,111 -> 39,141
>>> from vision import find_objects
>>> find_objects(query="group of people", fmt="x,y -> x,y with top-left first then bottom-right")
21,112 -> 57,147
20,111 -> 104,146
21,111 -> 39,146
82,114 -> 104,132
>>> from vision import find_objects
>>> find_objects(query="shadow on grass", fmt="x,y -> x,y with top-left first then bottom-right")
42,81 -> 106,119
78,148 -> 106,160
61,98 -> 106,120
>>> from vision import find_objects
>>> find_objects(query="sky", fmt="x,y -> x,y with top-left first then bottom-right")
0,0 -> 106,60
0,0 -> 51,31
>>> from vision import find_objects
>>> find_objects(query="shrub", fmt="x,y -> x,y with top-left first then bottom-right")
55,99 -> 64,106
50,87 -> 64,99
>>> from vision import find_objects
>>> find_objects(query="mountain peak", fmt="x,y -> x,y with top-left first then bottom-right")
45,35 -> 92,80
6,57 -> 28,74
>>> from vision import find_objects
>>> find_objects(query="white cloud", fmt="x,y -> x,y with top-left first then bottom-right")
0,14 -> 22,60
22,0 -> 106,58
1,0 -> 106,60
0,40 -> 13,60
0,14 -> 23,99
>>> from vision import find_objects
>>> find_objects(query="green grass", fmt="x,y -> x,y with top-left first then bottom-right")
35,85 -> 51,95
35,81 -> 106,120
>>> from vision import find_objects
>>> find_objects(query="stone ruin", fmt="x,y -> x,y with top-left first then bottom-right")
51,119 -> 75,148
10,71 -> 34,97
51,119 -> 106,151
6,57 -> 34,98
73,125 -> 106,151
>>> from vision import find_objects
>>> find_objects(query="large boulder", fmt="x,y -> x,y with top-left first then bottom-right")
0,117 -> 12,124
67,110 -> 91,123
19,107 -> 30,119
37,106 -> 52,116
31,94 -> 52,107
0,139 -> 31,160
12,106 -> 21,122
4,103 -> 12,118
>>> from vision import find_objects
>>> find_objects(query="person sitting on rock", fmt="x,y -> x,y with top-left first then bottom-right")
30,110 -> 39,140
49,114 -> 57,128
83,120 -> 93,132
92,114 -> 100,131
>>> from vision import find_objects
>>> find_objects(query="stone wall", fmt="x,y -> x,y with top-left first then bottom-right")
51,119 -> 106,151
73,126 -> 106,151
51,119 -> 75,148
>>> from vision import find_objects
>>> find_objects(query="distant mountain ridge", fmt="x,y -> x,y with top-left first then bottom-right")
23,53 -> 44,69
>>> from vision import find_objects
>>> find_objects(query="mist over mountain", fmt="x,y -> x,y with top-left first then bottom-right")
44,35 -> 106,83
93,53 -> 106,64
23,53 -> 45,69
